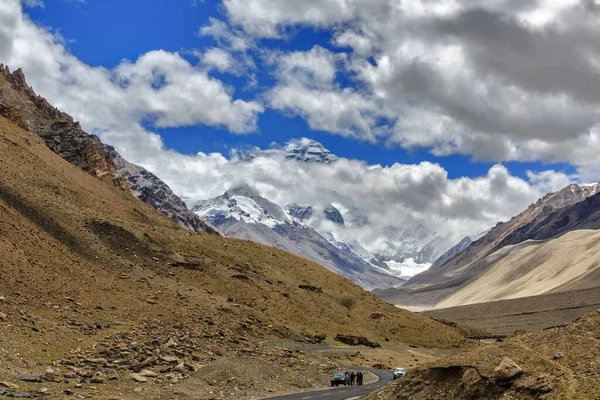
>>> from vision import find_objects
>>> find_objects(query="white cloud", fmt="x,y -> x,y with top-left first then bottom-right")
199,18 -> 252,52
0,0 -> 263,138
21,0 -> 44,8
222,0 -> 600,179
200,47 -> 235,73
266,46 -> 390,141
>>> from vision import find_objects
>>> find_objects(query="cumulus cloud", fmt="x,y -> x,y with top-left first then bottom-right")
0,0 -> 263,140
266,46 -> 389,141
121,137 -> 573,258
223,0 -> 600,178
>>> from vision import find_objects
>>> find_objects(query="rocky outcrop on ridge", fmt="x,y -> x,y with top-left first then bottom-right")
0,64 -> 129,191
0,64 -> 219,236
363,311 -> 600,399
106,146 -> 222,236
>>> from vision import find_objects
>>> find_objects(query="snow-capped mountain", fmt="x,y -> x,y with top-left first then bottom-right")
193,185 -> 291,228
284,138 -> 338,164
192,185 -> 405,290
207,139 -> 457,279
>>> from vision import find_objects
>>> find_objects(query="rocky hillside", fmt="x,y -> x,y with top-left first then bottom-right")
106,145 -> 221,236
0,109 -> 467,399
375,182 -> 600,308
364,310 -> 600,399
0,64 -> 218,236
193,185 -> 405,290
0,64 -> 128,191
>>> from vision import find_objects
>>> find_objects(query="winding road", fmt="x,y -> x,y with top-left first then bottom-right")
262,367 -> 393,400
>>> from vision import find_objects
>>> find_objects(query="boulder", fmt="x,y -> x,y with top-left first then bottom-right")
334,334 -> 380,348
494,356 -> 523,380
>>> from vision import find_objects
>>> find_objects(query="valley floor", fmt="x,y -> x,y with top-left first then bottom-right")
422,287 -> 600,336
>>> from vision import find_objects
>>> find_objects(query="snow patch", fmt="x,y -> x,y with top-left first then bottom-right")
385,259 -> 432,279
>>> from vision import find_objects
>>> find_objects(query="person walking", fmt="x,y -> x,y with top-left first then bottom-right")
350,371 -> 355,385
357,371 -> 363,386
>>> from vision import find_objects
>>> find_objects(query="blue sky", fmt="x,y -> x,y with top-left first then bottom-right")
22,0 -> 578,180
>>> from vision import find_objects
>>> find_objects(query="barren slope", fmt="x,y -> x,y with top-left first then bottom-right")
376,183 -> 600,308
364,310 -> 600,399
0,115 -> 466,399
436,229 -> 600,308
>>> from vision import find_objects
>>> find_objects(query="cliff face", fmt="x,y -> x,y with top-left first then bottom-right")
0,64 -> 129,192
106,145 -> 223,236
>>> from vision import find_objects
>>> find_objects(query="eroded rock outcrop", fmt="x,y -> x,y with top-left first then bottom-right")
0,64 -> 129,191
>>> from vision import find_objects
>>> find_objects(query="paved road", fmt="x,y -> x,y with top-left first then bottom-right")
262,367 -> 393,400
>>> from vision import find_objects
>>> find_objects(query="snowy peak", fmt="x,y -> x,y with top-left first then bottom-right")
284,138 -> 338,164
193,185 -> 290,228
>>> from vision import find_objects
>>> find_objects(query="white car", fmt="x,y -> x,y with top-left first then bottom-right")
393,367 -> 406,379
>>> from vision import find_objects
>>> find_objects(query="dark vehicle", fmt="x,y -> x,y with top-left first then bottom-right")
330,371 -> 350,386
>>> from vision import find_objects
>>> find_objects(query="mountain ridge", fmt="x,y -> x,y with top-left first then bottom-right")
193,185 -> 405,290
0,64 -> 219,236
375,181 -> 600,308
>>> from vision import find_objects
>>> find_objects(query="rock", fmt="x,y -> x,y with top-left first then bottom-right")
18,374 -> 42,382
173,363 -> 186,372
166,339 -> 178,347
131,373 -> 148,383
494,356 -> 523,380
0,381 -> 19,390
334,334 -> 380,348
134,387 -> 143,393
160,355 -> 180,364
183,363 -> 196,372
0,295 -> 5,301
44,367 -> 59,382
138,370 -> 158,378
0,388 -> 38,398
64,389 -> 74,395
554,352 -> 564,360
90,376 -> 105,384
0,312 -> 7,321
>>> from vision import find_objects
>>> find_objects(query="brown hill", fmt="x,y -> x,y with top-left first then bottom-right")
0,64 -> 219,236
0,109 -> 465,399
375,183 -> 600,309
364,310 -> 600,399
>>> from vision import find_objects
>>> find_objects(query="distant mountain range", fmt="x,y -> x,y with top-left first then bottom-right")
375,182 -> 600,308
201,138 -> 456,284
192,185 -> 404,290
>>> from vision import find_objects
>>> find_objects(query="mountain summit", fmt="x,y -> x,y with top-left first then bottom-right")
284,138 -> 339,164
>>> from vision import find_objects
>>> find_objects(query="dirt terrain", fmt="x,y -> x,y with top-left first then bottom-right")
423,287 -> 600,336
0,111 -> 473,400
364,310 -> 600,399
